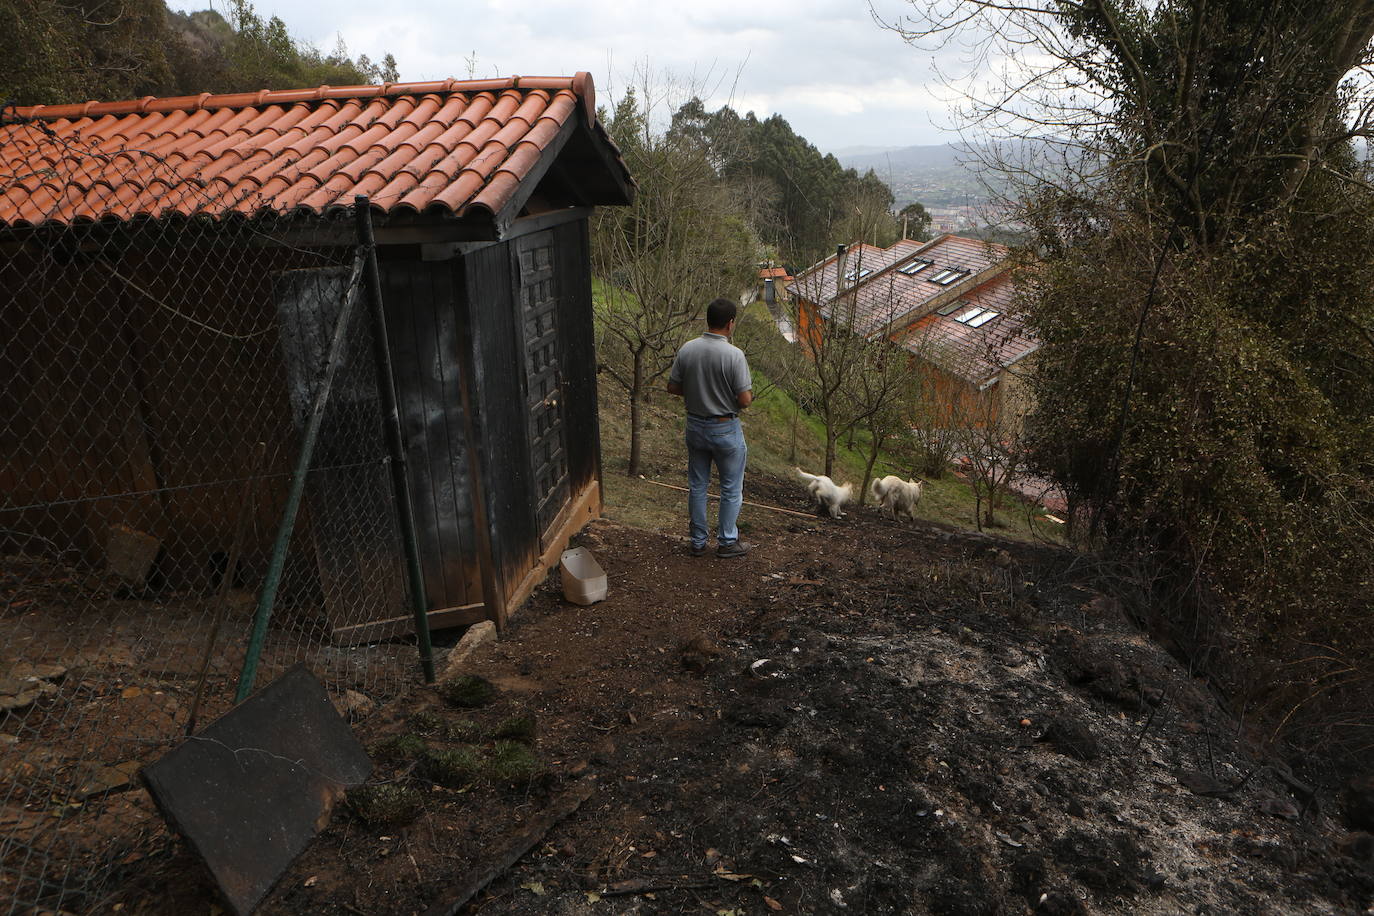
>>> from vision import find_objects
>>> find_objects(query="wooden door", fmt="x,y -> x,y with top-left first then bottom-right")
515,231 -> 570,545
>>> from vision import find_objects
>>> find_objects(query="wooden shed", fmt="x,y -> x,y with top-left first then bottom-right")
0,74 -> 633,639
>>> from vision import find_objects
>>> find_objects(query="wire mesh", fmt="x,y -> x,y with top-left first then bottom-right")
1,112 -> 427,912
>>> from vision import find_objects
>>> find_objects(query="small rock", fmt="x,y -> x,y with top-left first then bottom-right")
1037,891 -> 1088,915
335,689 -> 376,719
0,733 -> 17,747
9,664 -> 66,683
73,760 -> 141,798
440,621 -> 498,680
0,682 -> 58,712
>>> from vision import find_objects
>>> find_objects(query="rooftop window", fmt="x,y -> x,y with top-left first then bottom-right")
929,267 -> 969,286
951,307 -> 1002,327
935,300 -> 965,316
843,266 -> 874,282
897,258 -> 932,276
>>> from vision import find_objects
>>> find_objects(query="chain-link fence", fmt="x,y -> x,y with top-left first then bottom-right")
1,113 -> 433,912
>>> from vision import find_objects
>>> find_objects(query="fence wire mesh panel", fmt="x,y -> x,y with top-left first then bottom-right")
1,117 -> 428,912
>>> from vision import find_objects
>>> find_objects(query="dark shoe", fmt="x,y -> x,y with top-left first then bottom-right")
690,543 -> 707,557
716,540 -> 752,559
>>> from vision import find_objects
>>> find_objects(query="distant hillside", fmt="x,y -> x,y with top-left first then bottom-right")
837,143 -> 990,210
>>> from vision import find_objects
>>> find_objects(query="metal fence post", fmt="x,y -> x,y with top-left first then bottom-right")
234,252 -> 368,703
355,195 -> 436,684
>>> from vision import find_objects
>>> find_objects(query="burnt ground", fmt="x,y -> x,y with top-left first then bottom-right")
116,471 -> 1373,915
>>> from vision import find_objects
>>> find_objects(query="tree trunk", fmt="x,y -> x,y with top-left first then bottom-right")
789,401 -> 799,463
860,426 -> 886,506
627,348 -> 645,477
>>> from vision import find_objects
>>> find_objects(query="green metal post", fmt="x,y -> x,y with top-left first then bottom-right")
235,253 -> 367,703
355,195 -> 436,684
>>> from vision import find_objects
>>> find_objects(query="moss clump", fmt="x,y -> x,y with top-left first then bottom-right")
486,740 -> 542,786
492,713 -> 536,742
425,746 -> 483,788
371,733 -> 426,761
438,675 -> 495,709
408,709 -> 445,734
347,783 -> 422,826
442,717 -> 483,742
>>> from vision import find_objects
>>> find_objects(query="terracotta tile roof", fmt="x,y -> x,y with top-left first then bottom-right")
787,234 -> 1009,337
895,270 -> 1038,387
759,266 -> 790,280
786,241 -> 908,321
0,73 -> 632,229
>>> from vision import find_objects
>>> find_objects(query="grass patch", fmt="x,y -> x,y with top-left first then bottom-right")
347,783 -> 423,826
438,674 -> 496,709
441,717 -> 483,742
371,733 -> 426,761
597,361 -> 1063,544
425,747 -> 484,788
485,740 -> 543,786
408,709 -> 445,734
492,712 -> 537,742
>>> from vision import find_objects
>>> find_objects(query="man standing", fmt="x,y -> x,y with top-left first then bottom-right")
668,298 -> 754,558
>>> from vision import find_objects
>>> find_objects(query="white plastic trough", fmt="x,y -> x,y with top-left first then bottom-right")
559,547 -> 607,605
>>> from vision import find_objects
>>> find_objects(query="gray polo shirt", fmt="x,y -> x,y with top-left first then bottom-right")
670,332 -> 752,417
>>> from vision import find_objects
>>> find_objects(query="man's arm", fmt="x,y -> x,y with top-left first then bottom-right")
667,380 -> 684,397
733,350 -> 753,409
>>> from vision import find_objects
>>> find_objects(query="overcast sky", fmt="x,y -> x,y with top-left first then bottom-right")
167,0 -> 966,154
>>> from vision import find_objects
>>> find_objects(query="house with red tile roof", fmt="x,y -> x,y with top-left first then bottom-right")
0,74 -> 633,637
785,234 -> 1037,430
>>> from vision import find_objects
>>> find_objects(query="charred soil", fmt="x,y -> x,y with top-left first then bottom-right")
119,472 -> 1373,915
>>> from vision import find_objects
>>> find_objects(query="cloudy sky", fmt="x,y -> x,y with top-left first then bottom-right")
167,0 -> 967,154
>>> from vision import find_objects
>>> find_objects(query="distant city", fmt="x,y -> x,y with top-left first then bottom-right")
835,143 -> 1017,236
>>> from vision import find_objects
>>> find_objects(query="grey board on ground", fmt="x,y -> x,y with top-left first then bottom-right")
141,665 -> 371,916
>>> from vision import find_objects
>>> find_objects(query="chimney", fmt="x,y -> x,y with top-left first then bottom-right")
835,244 -> 848,296
763,276 -> 775,305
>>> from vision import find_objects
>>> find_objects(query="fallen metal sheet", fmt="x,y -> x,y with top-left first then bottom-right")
142,665 -> 371,916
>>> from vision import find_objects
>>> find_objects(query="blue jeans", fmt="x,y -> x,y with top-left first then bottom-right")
685,416 -> 747,547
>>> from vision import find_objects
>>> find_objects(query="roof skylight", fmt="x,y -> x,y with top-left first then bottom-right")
929,268 -> 969,286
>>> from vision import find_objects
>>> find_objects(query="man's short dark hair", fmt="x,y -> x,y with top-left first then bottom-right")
706,298 -> 738,329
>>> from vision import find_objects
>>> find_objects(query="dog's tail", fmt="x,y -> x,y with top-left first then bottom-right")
794,467 -> 820,484
869,478 -> 883,500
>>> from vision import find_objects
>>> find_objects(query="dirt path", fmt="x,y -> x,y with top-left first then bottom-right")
123,473 -> 1373,914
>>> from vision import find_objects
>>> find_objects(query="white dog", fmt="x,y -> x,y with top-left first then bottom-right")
870,475 -> 923,521
795,467 -> 854,519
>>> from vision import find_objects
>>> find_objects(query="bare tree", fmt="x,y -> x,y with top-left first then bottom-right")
592,81 -> 756,476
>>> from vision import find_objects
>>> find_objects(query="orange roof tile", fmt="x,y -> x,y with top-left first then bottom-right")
0,73 -> 632,229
